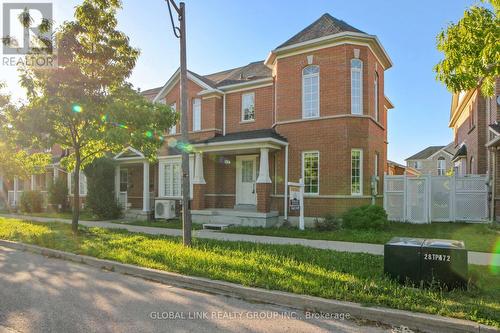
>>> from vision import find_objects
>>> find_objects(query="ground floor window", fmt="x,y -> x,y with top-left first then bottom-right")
302,151 -> 319,194
120,169 -> 128,192
68,172 -> 87,196
351,149 -> 363,195
437,157 -> 446,176
159,157 -> 194,198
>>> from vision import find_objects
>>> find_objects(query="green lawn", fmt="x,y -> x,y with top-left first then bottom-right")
0,217 -> 498,327
0,211 -> 103,221
223,222 -> 500,253
111,219 -> 203,230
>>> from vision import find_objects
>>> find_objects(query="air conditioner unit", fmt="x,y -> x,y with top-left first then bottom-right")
155,199 -> 176,219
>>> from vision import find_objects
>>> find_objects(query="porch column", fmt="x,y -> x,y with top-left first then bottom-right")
31,175 -> 36,191
192,152 -> 206,210
256,148 -> 272,213
13,177 -> 18,207
114,165 -> 120,201
143,161 -> 150,212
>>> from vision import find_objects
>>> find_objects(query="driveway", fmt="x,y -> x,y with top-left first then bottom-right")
0,246 -> 396,333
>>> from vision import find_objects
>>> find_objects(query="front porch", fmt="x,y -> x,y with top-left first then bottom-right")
114,147 -> 155,220
187,129 -> 288,227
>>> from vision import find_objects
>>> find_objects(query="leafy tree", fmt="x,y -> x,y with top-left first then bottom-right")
0,83 -> 51,180
435,0 -> 500,96
5,0 -> 175,233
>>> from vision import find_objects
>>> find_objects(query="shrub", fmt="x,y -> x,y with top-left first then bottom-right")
84,158 -> 122,219
342,205 -> 389,230
314,213 -> 341,231
20,190 -> 44,213
48,177 -> 68,212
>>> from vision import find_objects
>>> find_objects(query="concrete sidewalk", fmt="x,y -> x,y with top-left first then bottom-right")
0,213 -> 498,267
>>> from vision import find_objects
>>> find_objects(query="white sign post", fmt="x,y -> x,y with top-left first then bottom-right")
288,178 -> 305,230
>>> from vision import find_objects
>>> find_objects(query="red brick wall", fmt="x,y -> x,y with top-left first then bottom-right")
225,85 -> 274,133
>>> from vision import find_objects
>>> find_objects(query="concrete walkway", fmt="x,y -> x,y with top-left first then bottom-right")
1,214 -> 498,267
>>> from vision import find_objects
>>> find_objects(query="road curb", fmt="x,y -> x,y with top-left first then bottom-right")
0,239 -> 497,333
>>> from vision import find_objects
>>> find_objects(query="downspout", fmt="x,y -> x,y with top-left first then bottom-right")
284,144 -> 289,222
223,92 -> 226,136
491,149 -> 496,221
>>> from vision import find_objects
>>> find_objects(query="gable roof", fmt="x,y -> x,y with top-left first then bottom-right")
277,13 -> 364,48
406,146 -> 446,161
152,61 -> 272,102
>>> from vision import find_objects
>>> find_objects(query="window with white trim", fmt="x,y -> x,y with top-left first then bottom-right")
351,59 -> 363,115
302,151 -> 319,194
192,98 -> 201,131
159,157 -> 194,198
374,72 -> 379,121
169,103 -> 177,135
68,172 -> 87,196
351,149 -> 363,195
302,65 -> 319,119
241,92 -> 255,122
120,169 -> 128,192
437,157 -> 446,176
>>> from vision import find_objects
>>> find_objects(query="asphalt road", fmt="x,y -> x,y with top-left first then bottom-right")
0,246 -> 400,333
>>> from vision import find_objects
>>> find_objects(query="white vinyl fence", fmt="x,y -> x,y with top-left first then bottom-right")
384,175 -> 489,223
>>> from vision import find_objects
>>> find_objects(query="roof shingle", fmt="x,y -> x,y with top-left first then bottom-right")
277,13 -> 364,49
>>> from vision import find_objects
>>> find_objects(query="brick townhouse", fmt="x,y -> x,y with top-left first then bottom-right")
449,78 -> 500,219
2,13 -> 394,226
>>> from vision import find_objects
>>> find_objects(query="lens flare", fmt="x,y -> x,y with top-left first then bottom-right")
101,114 -> 108,122
71,104 -> 83,113
490,239 -> 500,274
145,131 -> 153,138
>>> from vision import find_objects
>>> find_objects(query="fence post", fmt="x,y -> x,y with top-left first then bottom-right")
450,174 -> 456,222
403,174 -> 407,222
383,173 -> 387,213
427,175 -> 432,223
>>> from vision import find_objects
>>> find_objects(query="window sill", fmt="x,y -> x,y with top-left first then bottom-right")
302,115 -> 320,120
467,126 -> 476,134
240,120 -> 255,124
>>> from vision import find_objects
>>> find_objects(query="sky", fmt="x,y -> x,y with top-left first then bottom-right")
0,0 -> 478,164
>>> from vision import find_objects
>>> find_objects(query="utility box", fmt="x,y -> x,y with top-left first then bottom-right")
420,239 -> 468,289
384,237 -> 425,284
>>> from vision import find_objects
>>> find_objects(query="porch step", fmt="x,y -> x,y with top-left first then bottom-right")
233,204 -> 257,212
202,223 -> 233,231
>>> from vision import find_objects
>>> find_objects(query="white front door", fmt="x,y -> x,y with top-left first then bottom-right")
236,155 -> 257,205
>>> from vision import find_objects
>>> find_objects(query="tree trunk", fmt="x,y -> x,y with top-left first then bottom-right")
72,158 -> 81,234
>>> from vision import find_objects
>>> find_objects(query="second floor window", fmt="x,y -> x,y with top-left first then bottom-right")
374,72 -> 379,121
351,59 -> 363,115
192,98 -> 201,131
302,65 -> 319,119
241,92 -> 255,122
170,103 -> 177,135
437,157 -> 446,176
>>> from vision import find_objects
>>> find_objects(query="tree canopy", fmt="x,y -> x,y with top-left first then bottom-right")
435,0 -> 500,96
3,0 -> 176,232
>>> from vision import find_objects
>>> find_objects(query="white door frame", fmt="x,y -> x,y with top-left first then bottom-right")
235,155 -> 258,205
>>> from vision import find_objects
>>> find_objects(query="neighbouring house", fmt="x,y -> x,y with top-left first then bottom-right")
386,160 -> 418,176
405,143 -> 456,176
450,78 -> 500,219
3,13 -> 394,227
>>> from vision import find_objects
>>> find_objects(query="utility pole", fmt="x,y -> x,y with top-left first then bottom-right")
166,0 -> 191,246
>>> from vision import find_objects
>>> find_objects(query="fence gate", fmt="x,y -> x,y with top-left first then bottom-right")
384,175 -> 489,223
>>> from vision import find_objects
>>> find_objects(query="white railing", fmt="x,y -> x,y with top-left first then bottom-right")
7,190 -> 49,208
119,191 -> 128,210
384,174 -> 489,223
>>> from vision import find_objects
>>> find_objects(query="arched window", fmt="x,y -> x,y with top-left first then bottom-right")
302,65 -> 319,119
437,157 -> 446,176
351,59 -> 363,115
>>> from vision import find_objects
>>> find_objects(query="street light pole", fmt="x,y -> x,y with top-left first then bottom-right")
166,0 -> 191,246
